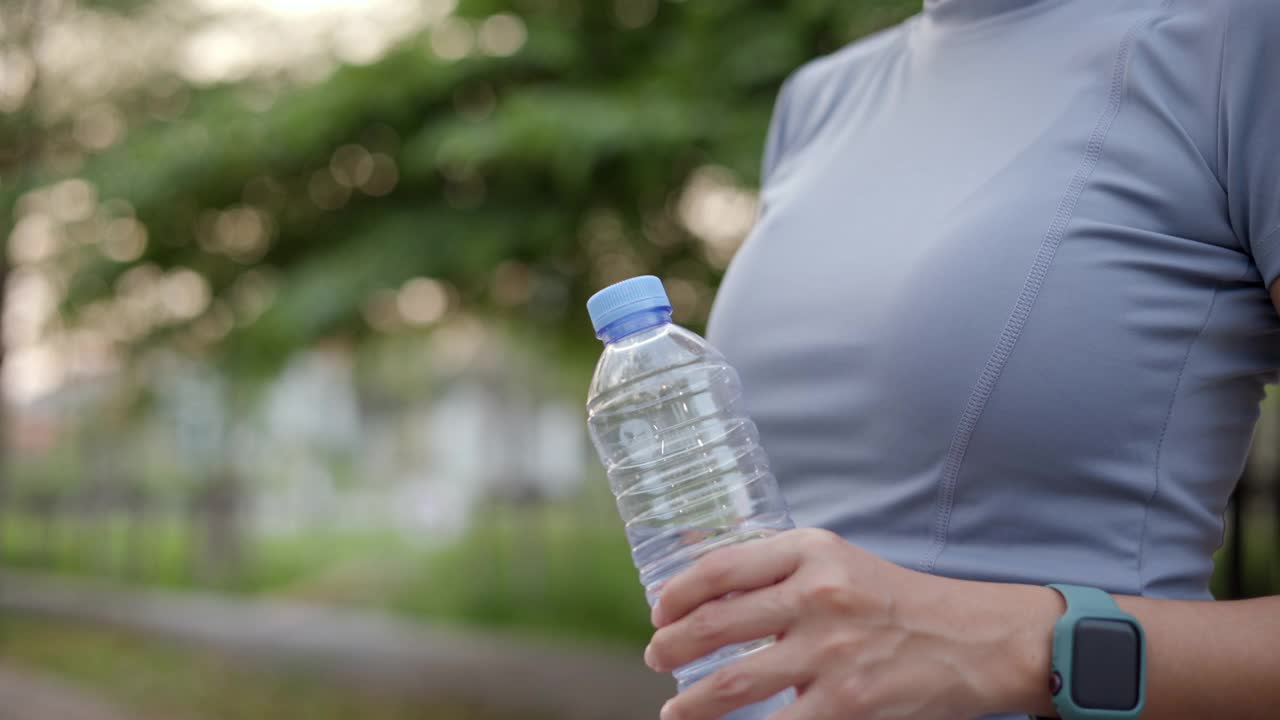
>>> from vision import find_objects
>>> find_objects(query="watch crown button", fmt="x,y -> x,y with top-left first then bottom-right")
1050,671 -> 1063,696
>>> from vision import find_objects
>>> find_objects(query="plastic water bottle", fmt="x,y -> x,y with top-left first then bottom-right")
585,276 -> 796,720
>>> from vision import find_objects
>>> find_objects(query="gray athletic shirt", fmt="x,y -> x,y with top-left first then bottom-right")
707,0 -> 1280,603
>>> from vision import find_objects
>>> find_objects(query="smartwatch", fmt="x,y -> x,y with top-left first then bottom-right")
1033,584 -> 1146,720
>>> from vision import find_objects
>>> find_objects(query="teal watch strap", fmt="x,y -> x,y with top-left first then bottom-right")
1050,584 -> 1121,616
1043,584 -> 1146,720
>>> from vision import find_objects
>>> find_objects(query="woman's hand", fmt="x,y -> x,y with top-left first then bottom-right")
644,528 -> 1061,720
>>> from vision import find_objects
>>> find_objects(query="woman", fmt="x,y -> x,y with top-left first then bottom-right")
642,1 -> 1280,719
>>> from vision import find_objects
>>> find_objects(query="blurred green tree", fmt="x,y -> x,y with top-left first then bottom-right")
4,0 -> 918,378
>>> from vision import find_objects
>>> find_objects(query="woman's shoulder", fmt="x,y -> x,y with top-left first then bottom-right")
781,20 -> 912,110
766,20 -> 914,174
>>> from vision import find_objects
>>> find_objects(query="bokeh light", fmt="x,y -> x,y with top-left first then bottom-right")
360,153 -> 399,196
397,277 -> 449,327
478,14 -> 527,57
330,145 -> 376,188
430,17 -> 474,61
677,165 -> 760,269
102,217 -> 149,263
615,0 -> 659,29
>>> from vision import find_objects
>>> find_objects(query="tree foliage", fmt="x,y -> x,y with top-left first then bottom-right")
4,0 -> 918,375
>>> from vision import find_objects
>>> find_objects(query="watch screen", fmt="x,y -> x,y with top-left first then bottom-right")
1072,618 -> 1141,710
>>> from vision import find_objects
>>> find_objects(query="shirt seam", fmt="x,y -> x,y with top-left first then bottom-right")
1211,0 -> 1230,196
915,0 -> 1175,575
1136,260 -> 1252,592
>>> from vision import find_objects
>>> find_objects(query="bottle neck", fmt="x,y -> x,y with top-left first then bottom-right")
597,308 -> 673,344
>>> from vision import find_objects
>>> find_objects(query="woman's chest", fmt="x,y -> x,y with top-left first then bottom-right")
707,25 -> 1258,490
721,28 -> 1241,388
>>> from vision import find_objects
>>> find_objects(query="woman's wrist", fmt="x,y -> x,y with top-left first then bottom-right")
995,583 -> 1063,717
907,576 -> 1063,717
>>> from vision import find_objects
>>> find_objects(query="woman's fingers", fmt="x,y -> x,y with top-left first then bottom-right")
646,583 -> 793,672
658,640 -> 811,720
652,530 -> 806,627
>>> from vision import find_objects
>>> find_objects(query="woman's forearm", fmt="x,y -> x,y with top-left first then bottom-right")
1007,589 -> 1280,719
1113,594 -> 1280,720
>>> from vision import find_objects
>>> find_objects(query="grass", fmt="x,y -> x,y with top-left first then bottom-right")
0,512 -> 420,594
0,613 -> 526,720
1,511 -> 197,587
390,503 -> 652,648
0,500 -> 654,649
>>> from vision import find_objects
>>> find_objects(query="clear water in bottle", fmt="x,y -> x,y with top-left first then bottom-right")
585,276 -> 796,720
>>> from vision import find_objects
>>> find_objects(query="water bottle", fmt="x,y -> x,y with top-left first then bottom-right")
585,276 -> 796,720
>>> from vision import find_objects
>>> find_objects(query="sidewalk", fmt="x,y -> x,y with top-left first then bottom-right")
0,571 -> 671,720
0,662 -> 152,720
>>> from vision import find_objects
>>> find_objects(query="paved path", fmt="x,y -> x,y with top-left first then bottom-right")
0,662 -> 152,720
0,571 -> 671,720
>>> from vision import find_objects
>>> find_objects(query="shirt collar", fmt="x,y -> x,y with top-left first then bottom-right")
923,0 -> 1052,23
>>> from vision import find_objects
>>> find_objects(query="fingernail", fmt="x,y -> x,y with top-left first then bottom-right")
644,643 -> 657,670
650,601 -> 662,627
660,700 -> 675,720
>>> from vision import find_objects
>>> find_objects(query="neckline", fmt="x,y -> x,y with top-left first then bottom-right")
922,0 -> 1053,23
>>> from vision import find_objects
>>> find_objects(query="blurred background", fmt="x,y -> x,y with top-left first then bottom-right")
0,1 -> 1275,719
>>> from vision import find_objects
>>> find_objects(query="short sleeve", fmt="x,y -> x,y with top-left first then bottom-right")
1219,0 -> 1280,287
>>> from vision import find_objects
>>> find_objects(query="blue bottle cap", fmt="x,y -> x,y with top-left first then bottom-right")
587,276 -> 672,333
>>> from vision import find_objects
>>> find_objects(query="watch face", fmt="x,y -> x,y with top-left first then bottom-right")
1072,618 -> 1142,710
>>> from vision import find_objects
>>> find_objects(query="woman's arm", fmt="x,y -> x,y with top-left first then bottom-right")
897,578 -> 1280,720
644,529 -> 1280,720
1097,594 -> 1280,720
